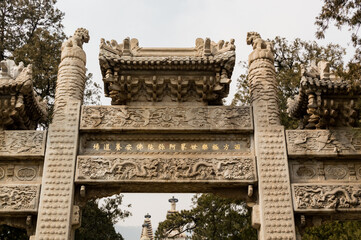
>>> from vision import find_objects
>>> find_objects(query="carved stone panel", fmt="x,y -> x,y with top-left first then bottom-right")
0,184 -> 40,213
80,106 -> 252,131
286,129 -> 361,157
0,161 -> 42,183
290,163 -> 319,182
289,160 -> 361,183
292,184 -> 361,212
79,133 -> 251,155
0,131 -> 46,157
75,156 -> 256,183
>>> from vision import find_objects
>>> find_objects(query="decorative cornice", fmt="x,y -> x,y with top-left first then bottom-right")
287,61 -> 361,129
99,38 -> 235,105
0,60 -> 48,130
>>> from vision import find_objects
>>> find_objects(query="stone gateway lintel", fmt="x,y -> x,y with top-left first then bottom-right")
75,156 -> 257,184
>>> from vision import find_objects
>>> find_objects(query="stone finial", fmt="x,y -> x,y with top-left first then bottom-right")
168,196 -> 178,212
61,28 -> 89,51
0,60 -> 24,80
318,60 -> 330,79
246,32 -> 279,126
54,28 -> 89,119
246,32 -> 274,65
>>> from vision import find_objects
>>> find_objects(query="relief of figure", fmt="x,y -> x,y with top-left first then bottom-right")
185,108 -> 208,127
114,162 -> 137,180
114,108 -> 131,126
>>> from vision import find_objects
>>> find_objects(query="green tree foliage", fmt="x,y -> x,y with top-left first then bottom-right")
302,220 -> 361,240
0,0 -> 101,113
75,194 -> 131,240
315,0 -> 361,59
0,1 -> 108,238
232,36 -> 346,129
155,193 -> 256,240
316,0 -> 361,84
0,0 -> 65,102
84,73 -> 102,106
0,225 -> 28,240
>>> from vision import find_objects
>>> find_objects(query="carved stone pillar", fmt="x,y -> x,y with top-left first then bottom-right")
35,28 -> 89,240
247,32 -> 296,239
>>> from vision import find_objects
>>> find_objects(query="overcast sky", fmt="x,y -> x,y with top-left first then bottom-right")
56,0 -> 354,239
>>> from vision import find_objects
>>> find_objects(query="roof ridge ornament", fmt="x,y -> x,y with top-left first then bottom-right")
99,37 -> 235,105
287,60 -> 361,129
0,60 -> 47,130
246,32 -> 274,65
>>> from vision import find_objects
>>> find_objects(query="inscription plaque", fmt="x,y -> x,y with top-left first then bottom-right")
79,133 -> 252,155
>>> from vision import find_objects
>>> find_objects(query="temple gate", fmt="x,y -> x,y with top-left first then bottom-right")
0,28 -> 360,240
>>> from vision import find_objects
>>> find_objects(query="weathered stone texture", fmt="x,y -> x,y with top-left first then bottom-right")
287,60 -> 361,129
0,161 -> 43,182
286,129 -> 361,157
289,159 -> 361,183
75,156 -> 256,183
35,102 -> 81,239
247,32 -> 296,239
256,128 -> 295,239
0,184 -> 40,213
0,60 -> 47,130
99,37 -> 235,105
0,131 -> 46,157
80,106 -> 252,131
35,28 -> 89,240
292,184 -> 361,212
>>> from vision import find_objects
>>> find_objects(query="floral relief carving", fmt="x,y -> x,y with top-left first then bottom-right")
16,167 -> 37,181
296,166 -> 316,179
0,163 -> 40,182
76,156 -> 256,182
293,184 -> 361,211
80,106 -> 252,130
325,166 -> 348,180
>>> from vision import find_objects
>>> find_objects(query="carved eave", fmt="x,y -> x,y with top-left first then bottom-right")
0,60 -> 48,130
99,38 -> 235,105
287,61 -> 361,129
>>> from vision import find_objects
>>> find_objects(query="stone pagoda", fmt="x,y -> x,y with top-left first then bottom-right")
162,196 -> 188,240
140,214 -> 154,240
